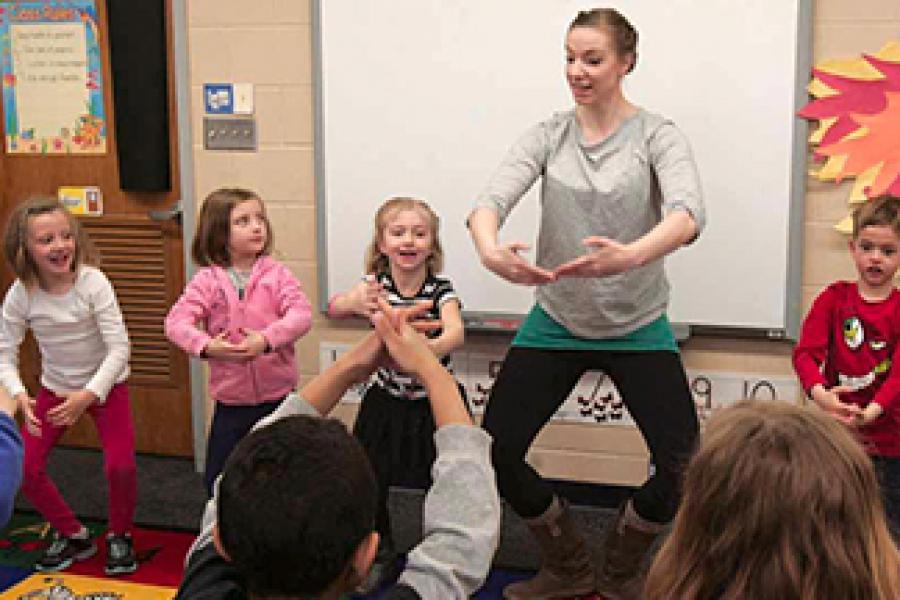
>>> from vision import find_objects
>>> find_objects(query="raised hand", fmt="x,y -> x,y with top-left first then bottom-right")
391,301 -> 442,334
481,242 -> 557,286
372,297 -> 442,378
373,297 -> 471,427
554,236 -> 638,279
339,331 -> 386,383
321,301 -> 442,385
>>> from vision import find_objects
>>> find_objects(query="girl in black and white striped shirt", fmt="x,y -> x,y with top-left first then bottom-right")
328,196 -> 466,593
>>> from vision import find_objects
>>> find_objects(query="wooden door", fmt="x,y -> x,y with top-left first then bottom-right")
0,1 -> 192,456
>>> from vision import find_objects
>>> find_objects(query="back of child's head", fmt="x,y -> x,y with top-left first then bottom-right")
3,195 -> 95,287
852,194 -> 900,239
192,187 -> 272,267
364,196 -> 444,275
645,400 -> 900,600
217,414 -> 377,599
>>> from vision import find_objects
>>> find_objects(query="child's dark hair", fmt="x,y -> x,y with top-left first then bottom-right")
569,8 -> 638,74
3,195 -> 96,288
852,195 -> 900,238
192,187 -> 272,266
218,415 -> 377,598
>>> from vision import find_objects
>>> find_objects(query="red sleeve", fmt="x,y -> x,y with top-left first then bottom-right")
871,297 -> 900,413
792,286 -> 836,393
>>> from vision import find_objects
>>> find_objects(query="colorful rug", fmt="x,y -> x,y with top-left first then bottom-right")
4,572 -> 174,598
1,512 -> 195,594
2,514 -> 607,599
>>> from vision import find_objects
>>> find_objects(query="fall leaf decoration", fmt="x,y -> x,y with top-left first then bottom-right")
799,42 -> 900,233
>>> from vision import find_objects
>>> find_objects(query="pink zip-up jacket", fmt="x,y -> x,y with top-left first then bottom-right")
165,256 -> 312,405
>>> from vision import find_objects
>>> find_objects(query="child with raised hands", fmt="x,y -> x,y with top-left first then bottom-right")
327,196 -> 465,592
165,187 -> 312,496
175,297 -> 499,600
793,194 -> 900,537
0,196 -> 136,574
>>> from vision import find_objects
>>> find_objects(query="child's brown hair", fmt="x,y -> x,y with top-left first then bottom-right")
852,195 -> 900,238
3,195 -> 96,288
192,187 -> 272,267
645,400 -> 900,600
363,197 -> 444,275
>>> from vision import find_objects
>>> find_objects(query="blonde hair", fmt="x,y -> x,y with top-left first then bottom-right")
3,195 -> 96,288
192,187 -> 272,267
645,401 -> 900,600
363,197 -> 443,275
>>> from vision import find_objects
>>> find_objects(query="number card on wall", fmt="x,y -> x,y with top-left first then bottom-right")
460,353 -> 799,426
686,370 -> 800,423
321,341 -> 801,425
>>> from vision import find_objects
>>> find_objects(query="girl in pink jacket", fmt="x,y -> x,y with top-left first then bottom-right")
165,188 -> 312,495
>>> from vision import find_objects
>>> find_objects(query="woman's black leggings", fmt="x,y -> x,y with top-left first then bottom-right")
481,346 -> 699,524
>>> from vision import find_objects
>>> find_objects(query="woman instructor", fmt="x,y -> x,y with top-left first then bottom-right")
467,8 -> 705,600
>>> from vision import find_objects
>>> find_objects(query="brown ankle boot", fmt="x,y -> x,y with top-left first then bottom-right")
595,500 -> 665,600
503,497 -> 596,600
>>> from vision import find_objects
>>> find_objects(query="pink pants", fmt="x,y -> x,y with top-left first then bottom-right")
20,383 -> 136,536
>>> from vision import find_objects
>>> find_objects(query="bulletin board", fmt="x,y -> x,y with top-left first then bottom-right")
0,0 -> 106,154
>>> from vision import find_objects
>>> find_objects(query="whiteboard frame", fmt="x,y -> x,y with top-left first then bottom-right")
312,1 -> 812,340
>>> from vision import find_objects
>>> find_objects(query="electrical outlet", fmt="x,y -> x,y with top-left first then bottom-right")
203,117 -> 256,151
319,342 -> 352,370
319,342 -> 365,404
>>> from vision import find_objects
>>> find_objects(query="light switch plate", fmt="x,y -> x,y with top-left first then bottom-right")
203,117 -> 256,151
232,83 -> 254,114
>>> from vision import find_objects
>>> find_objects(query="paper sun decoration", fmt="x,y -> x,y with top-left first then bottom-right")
799,41 -> 900,233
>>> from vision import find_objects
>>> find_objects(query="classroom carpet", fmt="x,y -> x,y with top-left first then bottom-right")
3,573 -> 175,599
0,512 -> 193,598
0,513 -> 607,599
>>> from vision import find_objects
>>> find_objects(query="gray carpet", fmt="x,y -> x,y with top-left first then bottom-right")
14,447 -> 623,570
14,446 -> 207,532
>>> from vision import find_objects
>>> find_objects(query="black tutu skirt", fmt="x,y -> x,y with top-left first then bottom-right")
353,382 -> 469,490
354,383 -> 436,489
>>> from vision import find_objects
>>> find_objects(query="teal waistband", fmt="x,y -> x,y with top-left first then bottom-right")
512,304 -> 678,353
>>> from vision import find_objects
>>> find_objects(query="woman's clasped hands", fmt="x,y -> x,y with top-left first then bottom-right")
483,235 -> 639,285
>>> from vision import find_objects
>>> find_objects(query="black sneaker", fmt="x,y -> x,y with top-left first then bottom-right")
105,533 -> 138,575
35,531 -> 97,572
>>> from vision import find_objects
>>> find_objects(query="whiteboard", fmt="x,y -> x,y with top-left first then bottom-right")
314,0 -> 810,335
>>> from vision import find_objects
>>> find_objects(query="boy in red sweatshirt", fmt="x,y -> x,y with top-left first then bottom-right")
794,194 -> 900,538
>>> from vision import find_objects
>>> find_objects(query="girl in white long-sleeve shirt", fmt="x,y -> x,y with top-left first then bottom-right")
0,197 -> 136,576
